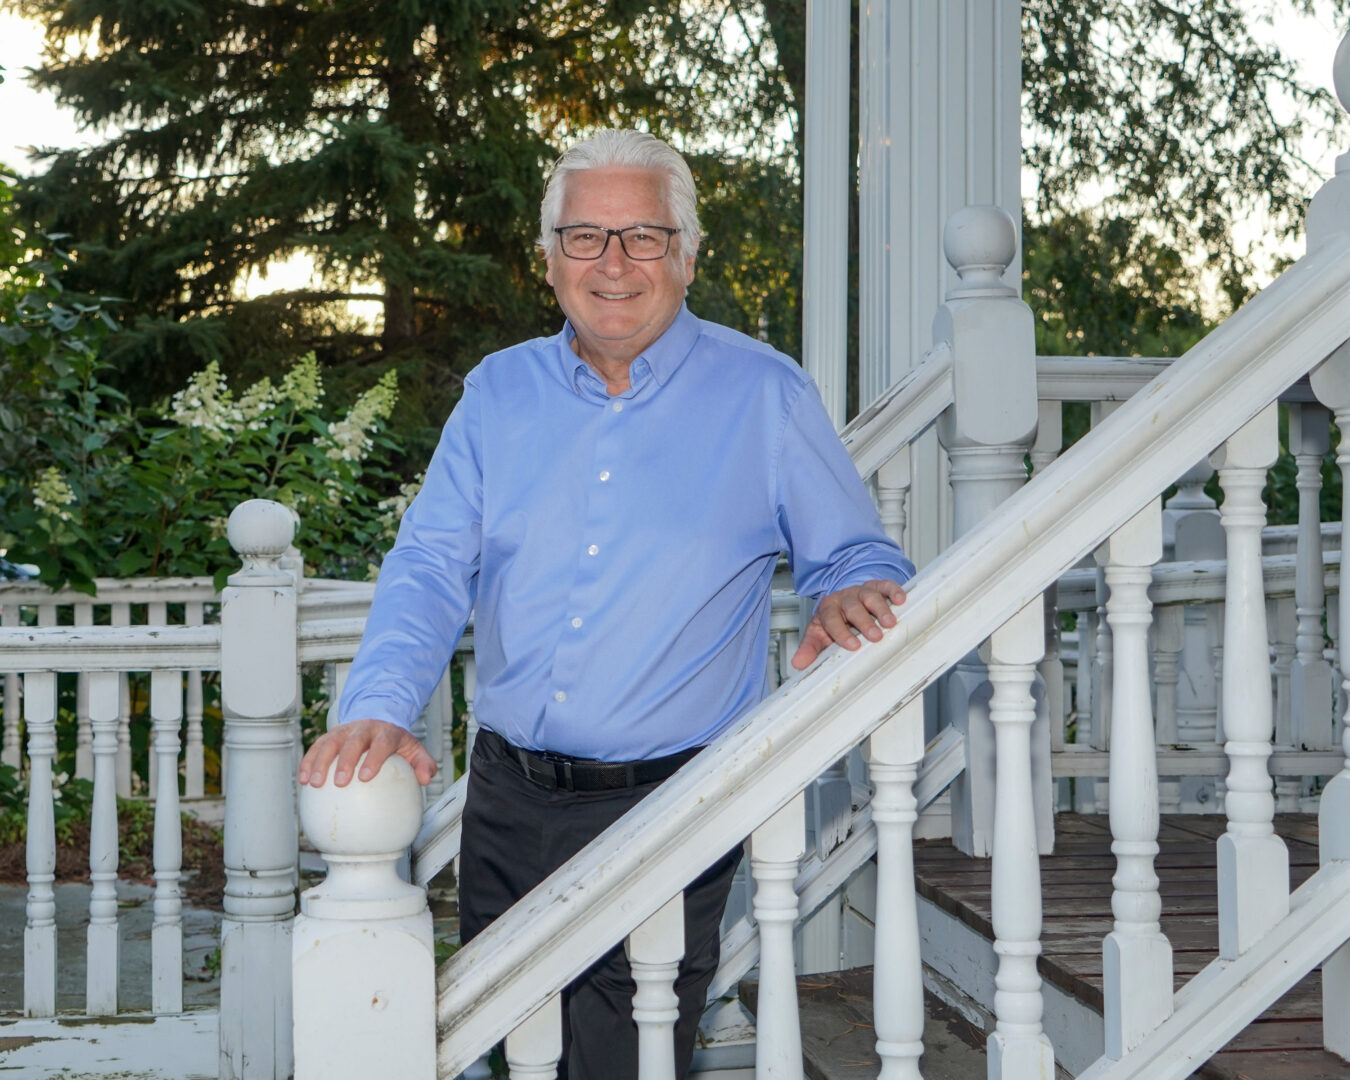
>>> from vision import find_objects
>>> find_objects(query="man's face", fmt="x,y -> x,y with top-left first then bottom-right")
545,166 -> 695,367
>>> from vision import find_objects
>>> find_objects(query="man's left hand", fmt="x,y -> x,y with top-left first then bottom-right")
791,578 -> 907,670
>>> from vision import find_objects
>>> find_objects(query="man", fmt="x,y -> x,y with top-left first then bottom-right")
299,129 -> 915,1078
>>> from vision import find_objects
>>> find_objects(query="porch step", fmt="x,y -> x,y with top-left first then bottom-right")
737,966 -> 1009,1080
914,812 -> 1350,1079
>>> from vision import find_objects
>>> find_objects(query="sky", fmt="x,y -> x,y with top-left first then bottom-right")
1,8 -> 1346,299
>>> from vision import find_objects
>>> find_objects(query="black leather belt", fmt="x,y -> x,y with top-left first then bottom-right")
480,728 -> 702,792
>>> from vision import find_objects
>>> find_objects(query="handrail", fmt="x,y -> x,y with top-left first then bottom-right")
432,238 -> 1350,1074
840,341 -> 952,480
0,623 -> 222,673
1034,358 -> 1318,403
1055,550 -> 1343,609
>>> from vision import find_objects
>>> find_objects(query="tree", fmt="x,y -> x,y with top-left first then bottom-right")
5,0 -> 793,459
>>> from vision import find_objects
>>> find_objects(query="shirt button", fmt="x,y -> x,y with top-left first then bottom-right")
587,544 -> 599,556
599,470 -> 610,482
571,616 -> 583,629
612,401 -> 623,413
554,690 -> 567,703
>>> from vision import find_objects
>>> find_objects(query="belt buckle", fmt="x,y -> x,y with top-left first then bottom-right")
520,752 -> 560,791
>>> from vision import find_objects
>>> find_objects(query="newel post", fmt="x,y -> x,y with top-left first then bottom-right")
220,499 -> 300,1080
294,754 -> 435,1079
934,206 -> 1045,857
1309,27 -> 1350,1059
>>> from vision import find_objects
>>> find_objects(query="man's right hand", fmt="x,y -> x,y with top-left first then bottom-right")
298,717 -> 438,789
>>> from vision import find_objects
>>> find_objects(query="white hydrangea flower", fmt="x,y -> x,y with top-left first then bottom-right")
169,360 -> 241,438
237,378 -> 277,429
32,466 -> 76,522
377,471 -> 424,539
324,370 -> 398,464
279,352 -> 324,410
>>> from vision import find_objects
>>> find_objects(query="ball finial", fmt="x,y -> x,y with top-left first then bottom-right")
227,498 -> 297,559
943,205 -> 1019,297
299,753 -> 424,859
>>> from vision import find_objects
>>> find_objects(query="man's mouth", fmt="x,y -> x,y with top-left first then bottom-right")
594,291 -> 639,300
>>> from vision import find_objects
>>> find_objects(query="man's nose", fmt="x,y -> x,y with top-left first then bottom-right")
598,234 -> 631,274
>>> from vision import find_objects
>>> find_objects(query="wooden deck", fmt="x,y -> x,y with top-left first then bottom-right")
914,813 -> 1347,1079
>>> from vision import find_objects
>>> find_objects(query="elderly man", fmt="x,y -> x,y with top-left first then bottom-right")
299,129 -> 915,1079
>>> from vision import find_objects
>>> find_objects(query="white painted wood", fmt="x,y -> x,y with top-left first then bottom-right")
86,670 -> 120,1015
1213,404 -> 1290,959
146,600 -> 169,801
749,792 -> 805,1080
1290,403 -> 1335,748
185,599 -> 206,798
1076,862 -> 1350,1080
463,652 -> 480,761
220,499 -> 299,1080
436,239 -> 1350,1074
23,670 -> 57,1018
626,892 -> 685,1080
937,205 -> 1038,859
841,344 -> 953,484
151,668 -> 185,1014
802,0 -> 848,428
295,753 -> 434,1080
1271,595 -> 1303,813
876,446 -> 912,550
1099,500 -> 1173,1058
112,601 -> 133,798
504,994 -> 562,1080
75,601 -> 94,780
0,596 -> 18,768
868,698 -> 926,1080
1152,604 -> 1184,814
982,600 -> 1056,1079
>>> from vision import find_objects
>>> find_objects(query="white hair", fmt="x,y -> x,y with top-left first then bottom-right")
538,129 -> 701,259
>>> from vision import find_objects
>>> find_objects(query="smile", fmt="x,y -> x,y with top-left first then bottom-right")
594,291 -> 639,300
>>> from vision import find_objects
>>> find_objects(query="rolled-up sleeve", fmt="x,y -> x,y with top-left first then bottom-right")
338,377 -> 484,730
775,381 -> 916,600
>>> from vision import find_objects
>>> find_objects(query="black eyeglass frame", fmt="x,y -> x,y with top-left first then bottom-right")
552,225 -> 680,261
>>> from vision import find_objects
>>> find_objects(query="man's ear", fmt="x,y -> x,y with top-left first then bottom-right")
544,253 -> 556,287
682,255 -> 696,286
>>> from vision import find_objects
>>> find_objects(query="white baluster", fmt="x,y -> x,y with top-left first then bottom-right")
1291,403 -> 1335,748
1,598 -> 19,769
626,892 -> 684,1080
750,791 -> 806,1080
294,754 -> 435,1079
86,671 -> 120,1015
185,600 -> 206,798
1075,608 -> 1097,813
220,500 -> 300,1080
505,994 -> 563,1080
1270,597 -> 1302,813
1213,404 -> 1289,958
23,671 -> 58,1017
151,669 -> 184,1013
463,653 -> 480,762
876,447 -> 911,548
984,599 -> 1056,1079
869,698 -> 926,1080
1152,604 -> 1183,814
113,601 -> 133,798
1100,500 -> 1173,1056
1033,400 -> 1067,762
146,601 -> 169,801
75,601 -> 94,780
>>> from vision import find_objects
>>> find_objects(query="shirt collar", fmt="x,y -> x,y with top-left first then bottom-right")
553,304 -> 700,397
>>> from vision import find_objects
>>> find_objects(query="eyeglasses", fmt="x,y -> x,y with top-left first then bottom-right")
553,225 -> 679,261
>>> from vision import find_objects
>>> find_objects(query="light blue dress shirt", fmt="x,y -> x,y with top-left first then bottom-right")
339,305 -> 915,760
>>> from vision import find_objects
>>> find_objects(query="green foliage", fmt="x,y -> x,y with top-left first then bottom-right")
0,352 -> 411,591
0,764 -> 95,846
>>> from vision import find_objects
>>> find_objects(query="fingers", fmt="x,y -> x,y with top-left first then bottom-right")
788,579 -> 907,671
297,718 -> 435,788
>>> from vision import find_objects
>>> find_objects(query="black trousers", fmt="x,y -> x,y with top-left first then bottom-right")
458,730 -> 743,1080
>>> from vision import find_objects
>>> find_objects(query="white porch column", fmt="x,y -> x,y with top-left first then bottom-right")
220,500 -> 300,1080
1213,405 -> 1289,959
294,753 -> 434,1080
802,0 -> 849,428
1289,403 -> 1334,749
857,0 -> 1021,566
1309,35 -> 1350,1053
935,206 -> 1042,857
